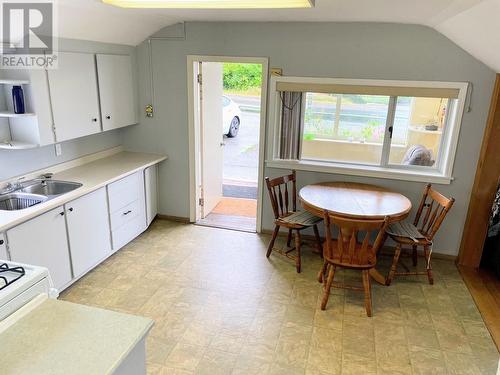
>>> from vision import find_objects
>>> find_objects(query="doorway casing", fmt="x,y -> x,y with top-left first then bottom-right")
187,55 -> 269,232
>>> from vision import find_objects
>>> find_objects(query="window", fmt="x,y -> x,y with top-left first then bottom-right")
268,77 -> 468,183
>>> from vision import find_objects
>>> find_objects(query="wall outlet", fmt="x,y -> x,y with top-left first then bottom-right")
55,143 -> 62,156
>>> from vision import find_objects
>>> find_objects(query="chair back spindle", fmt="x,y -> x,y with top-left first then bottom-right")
265,171 -> 297,219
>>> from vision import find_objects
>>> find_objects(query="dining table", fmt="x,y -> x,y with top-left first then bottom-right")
299,181 -> 412,285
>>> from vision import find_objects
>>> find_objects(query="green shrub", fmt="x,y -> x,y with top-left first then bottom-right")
223,63 -> 262,91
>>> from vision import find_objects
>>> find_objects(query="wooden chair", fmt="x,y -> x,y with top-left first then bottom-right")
265,171 -> 323,273
320,212 -> 389,317
385,183 -> 455,286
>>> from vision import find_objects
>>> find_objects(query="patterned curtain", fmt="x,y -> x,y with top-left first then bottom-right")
279,92 -> 303,160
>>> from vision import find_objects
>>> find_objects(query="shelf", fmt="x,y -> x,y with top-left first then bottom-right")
0,79 -> 30,85
0,140 -> 38,149
0,111 -> 36,118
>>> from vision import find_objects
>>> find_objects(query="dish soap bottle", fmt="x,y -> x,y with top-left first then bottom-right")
12,85 -> 25,114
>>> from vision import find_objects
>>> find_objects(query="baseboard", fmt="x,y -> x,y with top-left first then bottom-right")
260,228 -> 457,261
157,214 -> 191,223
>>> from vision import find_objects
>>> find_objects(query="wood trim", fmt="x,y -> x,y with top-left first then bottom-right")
156,215 -> 190,223
458,265 -> 500,352
458,74 -> 500,267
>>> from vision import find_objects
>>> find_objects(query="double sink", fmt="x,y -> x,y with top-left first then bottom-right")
0,180 -> 83,211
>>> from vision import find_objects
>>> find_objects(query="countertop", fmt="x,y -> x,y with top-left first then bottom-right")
0,151 -> 167,232
0,298 -> 153,375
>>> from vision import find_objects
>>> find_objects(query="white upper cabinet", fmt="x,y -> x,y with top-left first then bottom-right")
47,52 -> 102,142
96,54 -> 137,131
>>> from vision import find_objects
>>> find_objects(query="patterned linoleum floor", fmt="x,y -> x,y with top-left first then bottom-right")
60,220 -> 500,375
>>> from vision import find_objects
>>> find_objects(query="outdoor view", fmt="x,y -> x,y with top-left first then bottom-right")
301,93 -> 449,167
222,63 -> 262,200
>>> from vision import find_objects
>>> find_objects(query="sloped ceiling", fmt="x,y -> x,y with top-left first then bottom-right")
58,0 -> 500,72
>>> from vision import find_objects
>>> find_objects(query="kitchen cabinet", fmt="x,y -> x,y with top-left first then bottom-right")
0,233 -> 7,260
6,207 -> 72,290
144,165 -> 158,226
47,52 -> 101,142
96,54 -> 137,131
108,171 -> 146,251
65,188 -> 111,279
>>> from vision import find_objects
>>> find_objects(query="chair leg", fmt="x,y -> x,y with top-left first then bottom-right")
286,229 -> 293,248
424,245 -> 434,285
412,245 -> 418,267
295,230 -> 302,273
313,224 -> 323,255
362,270 -> 373,317
318,260 -> 328,283
321,265 -> 336,310
386,244 -> 402,286
267,225 -> 280,258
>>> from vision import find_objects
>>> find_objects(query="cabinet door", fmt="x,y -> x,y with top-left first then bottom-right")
7,207 -> 72,290
144,165 -> 158,226
96,54 -> 137,131
48,52 -> 101,142
0,233 -> 7,260
66,188 -> 111,278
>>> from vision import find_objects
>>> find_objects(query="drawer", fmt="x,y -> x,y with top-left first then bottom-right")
110,199 -> 141,231
112,214 -> 146,251
108,172 -> 142,213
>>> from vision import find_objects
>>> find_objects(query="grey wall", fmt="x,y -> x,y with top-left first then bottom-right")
124,22 -> 495,255
0,38 -> 137,181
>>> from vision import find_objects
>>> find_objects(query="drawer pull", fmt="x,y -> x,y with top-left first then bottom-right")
123,210 -> 132,216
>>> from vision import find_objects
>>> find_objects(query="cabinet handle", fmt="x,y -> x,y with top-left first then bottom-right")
0,240 -> 4,245
123,210 -> 132,215
68,207 -> 74,212
106,115 -> 111,120
59,212 -> 65,216
92,118 -> 98,122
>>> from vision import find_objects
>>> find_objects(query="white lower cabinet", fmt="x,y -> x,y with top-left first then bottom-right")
0,233 -> 7,260
145,165 -> 158,226
6,207 -> 73,290
66,188 -> 111,279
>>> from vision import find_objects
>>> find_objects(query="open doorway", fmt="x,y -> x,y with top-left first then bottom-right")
188,57 -> 267,233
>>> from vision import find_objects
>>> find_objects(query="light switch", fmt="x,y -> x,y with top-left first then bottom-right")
55,143 -> 62,156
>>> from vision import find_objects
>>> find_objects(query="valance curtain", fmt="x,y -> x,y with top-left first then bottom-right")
279,91 -> 303,160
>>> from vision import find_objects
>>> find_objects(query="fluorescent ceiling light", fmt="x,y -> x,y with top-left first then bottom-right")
102,0 -> 314,9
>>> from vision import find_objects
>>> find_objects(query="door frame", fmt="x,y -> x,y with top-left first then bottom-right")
187,55 -> 269,232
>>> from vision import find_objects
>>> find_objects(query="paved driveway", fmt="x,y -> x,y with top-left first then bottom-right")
223,95 -> 260,184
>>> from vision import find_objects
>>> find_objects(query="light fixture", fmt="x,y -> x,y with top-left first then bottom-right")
102,0 -> 314,9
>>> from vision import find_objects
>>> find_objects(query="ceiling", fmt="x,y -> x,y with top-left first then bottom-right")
58,0 -> 500,72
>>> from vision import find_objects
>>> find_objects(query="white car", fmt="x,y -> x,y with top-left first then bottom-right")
223,95 -> 242,137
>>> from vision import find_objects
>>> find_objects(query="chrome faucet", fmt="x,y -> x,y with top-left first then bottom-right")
1,177 -> 25,194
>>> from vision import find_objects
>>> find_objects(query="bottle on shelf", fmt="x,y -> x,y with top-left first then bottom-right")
12,85 -> 25,114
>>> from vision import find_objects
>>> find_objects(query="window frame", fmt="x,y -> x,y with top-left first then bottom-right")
267,76 -> 469,184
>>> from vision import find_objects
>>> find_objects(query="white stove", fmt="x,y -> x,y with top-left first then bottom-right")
0,260 -> 58,321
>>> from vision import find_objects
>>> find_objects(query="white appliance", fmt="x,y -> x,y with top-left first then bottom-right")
0,260 -> 58,322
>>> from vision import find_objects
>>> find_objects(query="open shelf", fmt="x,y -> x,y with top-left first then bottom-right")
0,111 -> 36,118
0,79 -> 30,85
0,140 -> 38,149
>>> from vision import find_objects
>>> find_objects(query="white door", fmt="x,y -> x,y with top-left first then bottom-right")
200,62 -> 224,218
66,188 -> 112,278
96,54 -> 137,131
48,52 -> 101,142
0,233 -> 7,260
7,207 -> 73,290
144,165 -> 158,226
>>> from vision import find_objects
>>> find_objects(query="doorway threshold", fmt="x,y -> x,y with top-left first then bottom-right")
196,213 -> 256,233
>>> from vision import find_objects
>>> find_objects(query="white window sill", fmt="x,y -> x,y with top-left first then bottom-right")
266,159 -> 453,184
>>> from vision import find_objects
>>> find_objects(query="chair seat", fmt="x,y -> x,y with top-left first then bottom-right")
276,211 -> 322,227
386,221 -> 430,245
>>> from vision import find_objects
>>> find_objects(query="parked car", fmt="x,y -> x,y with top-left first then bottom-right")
223,95 -> 242,137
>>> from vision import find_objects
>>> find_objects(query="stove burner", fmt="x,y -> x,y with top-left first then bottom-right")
0,263 -> 26,291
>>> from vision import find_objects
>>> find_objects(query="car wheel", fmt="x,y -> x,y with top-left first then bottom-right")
227,117 -> 240,138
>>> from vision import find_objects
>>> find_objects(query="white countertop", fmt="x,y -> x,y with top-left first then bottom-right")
0,298 -> 153,375
0,151 -> 167,232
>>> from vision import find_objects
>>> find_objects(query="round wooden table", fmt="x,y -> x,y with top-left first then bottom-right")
299,182 -> 412,284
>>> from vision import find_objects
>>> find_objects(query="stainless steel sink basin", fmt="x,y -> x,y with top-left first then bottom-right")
21,180 -> 83,196
0,192 -> 48,211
